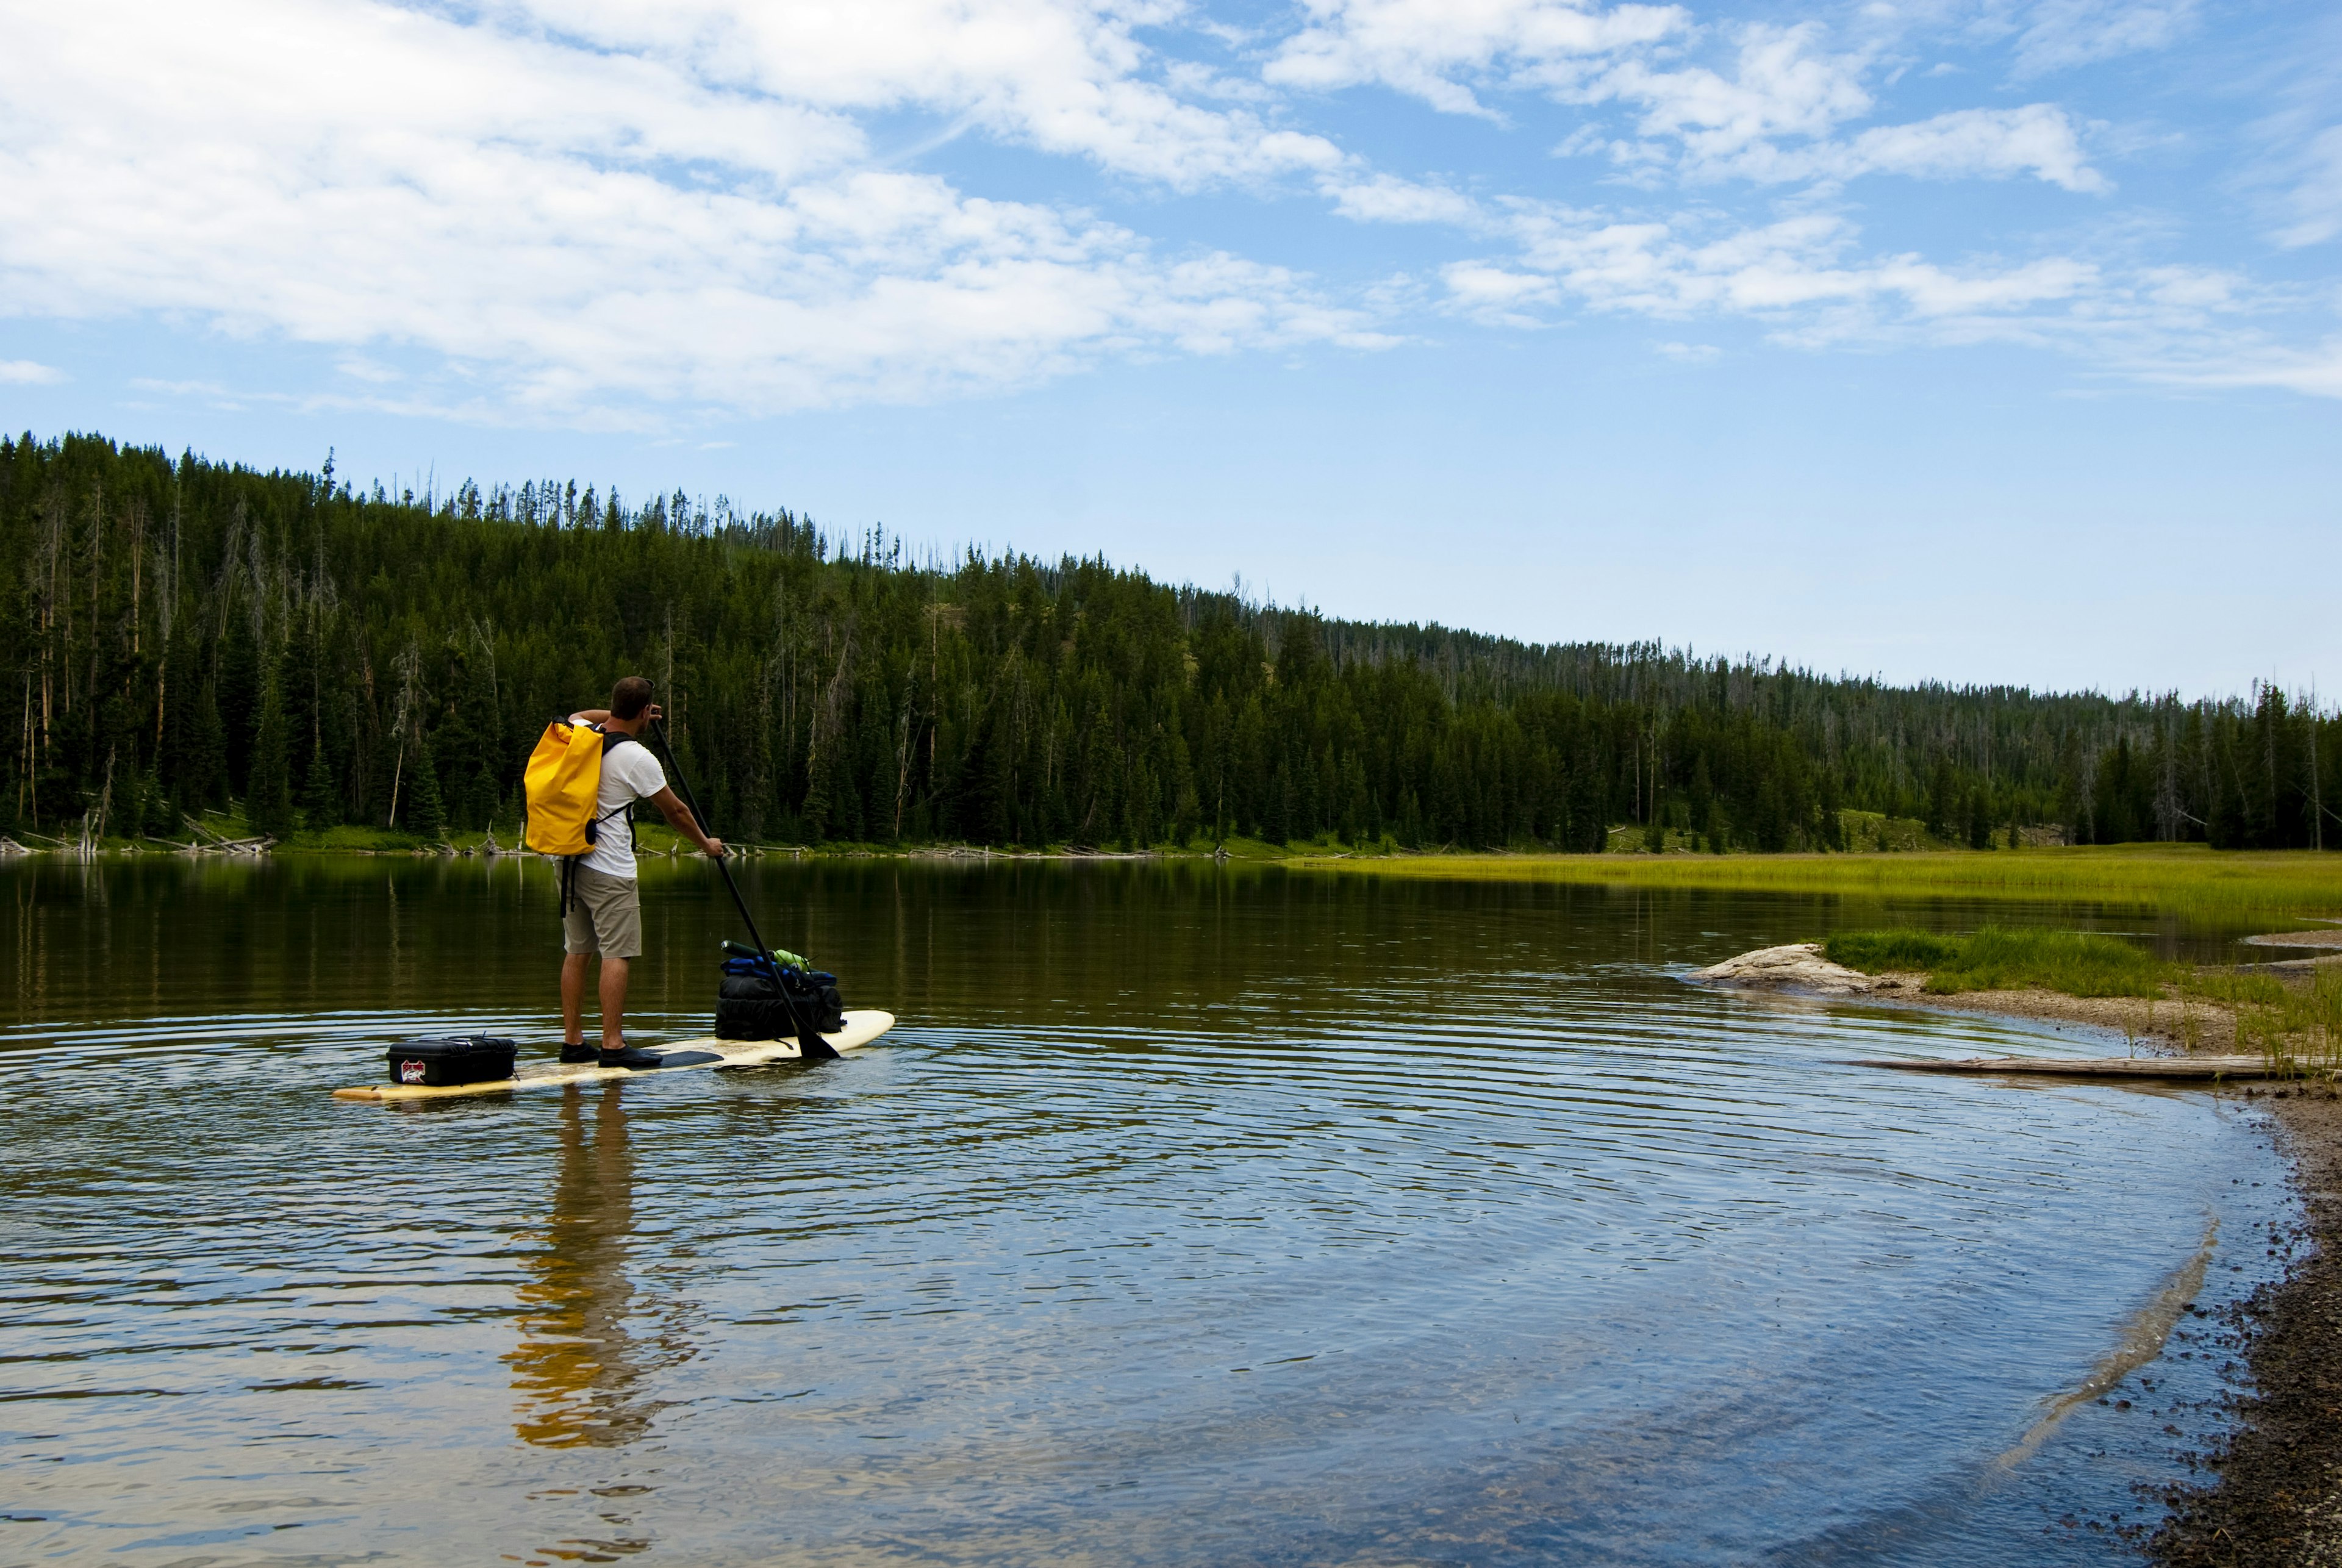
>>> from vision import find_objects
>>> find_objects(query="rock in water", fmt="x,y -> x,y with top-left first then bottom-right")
1688,943 -> 1879,995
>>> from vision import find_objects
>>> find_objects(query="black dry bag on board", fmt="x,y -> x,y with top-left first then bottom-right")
715,956 -> 844,1040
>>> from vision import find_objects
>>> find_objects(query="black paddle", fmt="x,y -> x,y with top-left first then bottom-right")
648,715 -> 839,1061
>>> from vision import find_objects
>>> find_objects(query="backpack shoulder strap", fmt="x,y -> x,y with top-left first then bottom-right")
592,728 -> 642,853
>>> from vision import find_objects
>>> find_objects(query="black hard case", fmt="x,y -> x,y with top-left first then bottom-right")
384,1036 -> 520,1087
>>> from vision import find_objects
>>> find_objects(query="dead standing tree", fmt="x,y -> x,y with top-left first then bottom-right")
385,639 -> 422,828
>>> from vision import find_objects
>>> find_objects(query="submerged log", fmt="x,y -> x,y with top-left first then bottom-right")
1854,1054 -> 2319,1081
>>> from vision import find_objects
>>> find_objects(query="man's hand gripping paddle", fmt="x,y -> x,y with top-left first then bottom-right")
649,715 -> 840,1061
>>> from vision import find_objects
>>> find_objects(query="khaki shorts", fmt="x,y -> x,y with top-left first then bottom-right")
561,865 -> 643,959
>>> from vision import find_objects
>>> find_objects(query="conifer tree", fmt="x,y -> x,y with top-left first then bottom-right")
1925,759 -> 1958,840
801,756 -> 832,843
403,743 -> 446,839
301,742 -> 340,829
246,678 -> 295,837
138,767 -> 171,837
185,684 -> 227,809
1266,756 -> 1293,844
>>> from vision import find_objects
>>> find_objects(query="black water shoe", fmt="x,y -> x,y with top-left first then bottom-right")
559,1043 -> 598,1064
598,1044 -> 665,1071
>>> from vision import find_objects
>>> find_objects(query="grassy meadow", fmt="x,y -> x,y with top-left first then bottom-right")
1290,843 -> 2342,921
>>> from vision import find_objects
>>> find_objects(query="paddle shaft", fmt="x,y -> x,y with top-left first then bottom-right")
651,718 -> 771,953
647,717 -> 838,1060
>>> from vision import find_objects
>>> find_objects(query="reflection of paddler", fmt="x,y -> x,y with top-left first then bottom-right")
506,1084 -> 677,1447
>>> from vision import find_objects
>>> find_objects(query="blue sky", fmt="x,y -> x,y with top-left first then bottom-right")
1,0 -> 2335,696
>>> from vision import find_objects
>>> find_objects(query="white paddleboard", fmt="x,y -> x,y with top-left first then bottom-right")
333,1009 -> 895,1103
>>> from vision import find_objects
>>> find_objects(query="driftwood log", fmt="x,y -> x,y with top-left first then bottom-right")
1853,1054 -> 2322,1081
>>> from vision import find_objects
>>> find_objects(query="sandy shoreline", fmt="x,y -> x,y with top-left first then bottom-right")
1691,943 -> 2342,1561
1858,976 -> 2246,1054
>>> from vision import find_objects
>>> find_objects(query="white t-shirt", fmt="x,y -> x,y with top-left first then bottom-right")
576,727 -> 668,879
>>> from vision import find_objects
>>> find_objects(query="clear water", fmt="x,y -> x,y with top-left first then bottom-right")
0,858 -> 2295,1566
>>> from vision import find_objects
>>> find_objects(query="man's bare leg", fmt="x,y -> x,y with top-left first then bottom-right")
598,956 -> 631,1051
561,953 -> 590,1044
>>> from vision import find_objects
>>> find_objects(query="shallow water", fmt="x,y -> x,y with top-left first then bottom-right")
0,857 -> 2299,1566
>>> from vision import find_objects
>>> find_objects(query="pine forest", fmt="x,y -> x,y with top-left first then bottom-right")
5,432 -> 2335,854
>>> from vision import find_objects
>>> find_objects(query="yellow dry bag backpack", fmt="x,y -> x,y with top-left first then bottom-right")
523,718 -> 639,910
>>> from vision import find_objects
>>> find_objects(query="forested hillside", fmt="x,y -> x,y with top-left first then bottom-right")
4,432 -> 2333,853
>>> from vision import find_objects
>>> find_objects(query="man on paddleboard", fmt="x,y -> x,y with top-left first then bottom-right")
559,676 -> 724,1069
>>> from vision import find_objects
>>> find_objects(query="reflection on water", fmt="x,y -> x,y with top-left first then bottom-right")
0,857 -> 2307,1566
507,1086 -> 675,1448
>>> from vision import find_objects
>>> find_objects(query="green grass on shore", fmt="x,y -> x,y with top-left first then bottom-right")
1823,925 -> 2342,1065
2174,967 -> 2342,1066
1823,926 -> 2169,997
1290,844 -> 2342,919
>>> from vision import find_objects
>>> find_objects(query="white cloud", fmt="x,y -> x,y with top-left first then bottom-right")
1266,0 -> 1687,116
1320,173 -> 1481,223
2133,265 -> 2247,312
1436,204 -> 2338,398
2010,0 -> 2198,76
1563,29 -> 2102,191
1827,105 -> 2103,191
0,0 -> 1381,420
1439,262 -> 1563,322
0,359 -> 62,384
2164,341 -> 2342,398
1475,205 -> 2099,332
1276,14 -> 2103,194
2275,125 -> 2342,248
0,0 -> 2316,423
1534,26 -> 2102,191
504,0 -> 1348,188
129,379 -> 235,397
1586,24 -> 1874,166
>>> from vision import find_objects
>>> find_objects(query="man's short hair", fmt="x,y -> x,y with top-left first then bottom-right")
611,676 -> 654,720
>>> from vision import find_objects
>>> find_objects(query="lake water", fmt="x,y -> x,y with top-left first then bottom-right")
0,857 -> 2297,1566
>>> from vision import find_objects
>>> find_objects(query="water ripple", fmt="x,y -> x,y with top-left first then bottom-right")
0,860 -> 2299,1566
